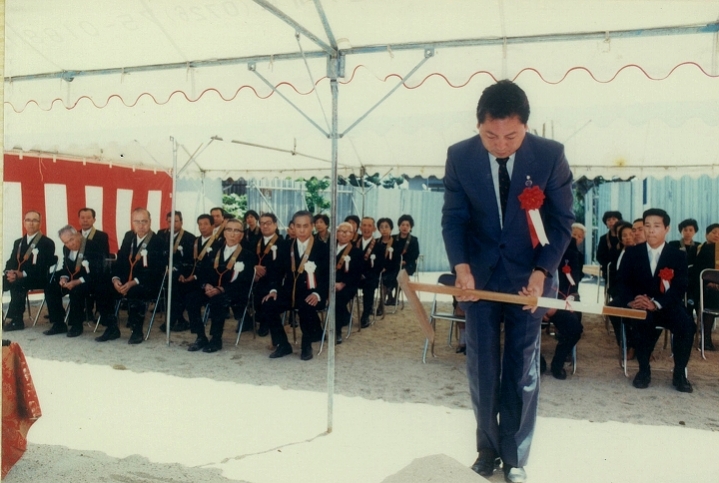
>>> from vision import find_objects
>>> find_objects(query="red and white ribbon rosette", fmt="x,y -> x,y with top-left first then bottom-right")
562,263 -> 575,286
343,255 -> 351,272
82,260 -> 90,273
387,246 -> 394,260
659,268 -> 673,293
140,249 -> 148,267
370,253 -> 376,268
518,186 -> 549,248
31,248 -> 39,265
231,261 -> 244,283
271,245 -> 277,260
304,261 -> 317,289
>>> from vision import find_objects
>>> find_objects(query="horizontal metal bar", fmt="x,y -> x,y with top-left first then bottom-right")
5,22 -> 717,83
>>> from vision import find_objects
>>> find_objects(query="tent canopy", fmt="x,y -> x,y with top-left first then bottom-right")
5,0 -> 719,179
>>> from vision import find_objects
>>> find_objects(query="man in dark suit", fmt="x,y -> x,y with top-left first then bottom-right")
252,213 -> 285,342
43,226 -> 104,337
262,210 -> 330,361
186,218 -> 256,353
78,207 -> 110,256
95,207 -> 165,344
693,230 -> 719,350
442,80 -> 574,482
613,208 -> 695,393
3,210 -> 57,331
596,210 -> 622,284
158,211 -> 196,332
334,222 -> 363,344
355,217 -> 384,327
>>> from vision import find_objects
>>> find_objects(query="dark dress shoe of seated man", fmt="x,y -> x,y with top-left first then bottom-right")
3,319 -> 25,332
471,449 -> 501,477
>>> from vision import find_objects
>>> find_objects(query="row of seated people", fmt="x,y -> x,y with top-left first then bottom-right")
2,207 -> 420,362
598,208 -> 719,393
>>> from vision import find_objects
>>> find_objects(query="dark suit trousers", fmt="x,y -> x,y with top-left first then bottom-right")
263,296 -> 323,348
550,311 -> 583,370
45,282 -> 91,327
186,290 -> 232,339
3,276 -> 47,320
636,306 -> 695,373
359,276 -> 379,318
464,269 -> 544,469
335,286 -> 357,330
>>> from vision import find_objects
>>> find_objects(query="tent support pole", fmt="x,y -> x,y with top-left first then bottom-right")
341,50 -> 433,137
166,137 -> 178,346
250,66 -> 330,138
327,74 -> 339,434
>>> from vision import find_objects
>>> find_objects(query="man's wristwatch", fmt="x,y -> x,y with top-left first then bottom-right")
533,266 -> 550,278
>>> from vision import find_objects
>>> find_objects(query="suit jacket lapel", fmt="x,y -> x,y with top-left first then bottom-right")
503,140 -> 535,230
472,139 -> 502,234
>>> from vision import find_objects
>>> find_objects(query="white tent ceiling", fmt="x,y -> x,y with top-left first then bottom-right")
5,0 -> 719,179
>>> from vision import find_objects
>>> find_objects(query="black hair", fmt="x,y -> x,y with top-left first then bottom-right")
398,214 -> 415,229
615,222 -> 634,247
197,214 -> 213,225
166,211 -> 183,221
259,212 -> 277,223
706,223 -> 719,235
344,215 -> 361,227
642,208 -> 670,228
476,80 -> 530,124
602,211 -> 623,225
292,210 -> 313,224
313,213 -> 330,225
377,217 -> 393,230
78,207 -> 96,218
677,218 -> 698,233
244,210 -> 260,222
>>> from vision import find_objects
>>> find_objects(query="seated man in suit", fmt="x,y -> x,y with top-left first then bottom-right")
693,228 -> 719,351
158,211 -> 196,332
3,210 -> 56,331
355,217 -> 384,327
334,222 -> 363,344
210,206 -> 228,238
545,235 -> 584,380
262,210 -> 330,361
252,213 -> 285,342
613,208 -> 695,393
95,207 -> 166,344
632,218 -> 647,245
43,226 -> 104,337
186,218 -> 256,353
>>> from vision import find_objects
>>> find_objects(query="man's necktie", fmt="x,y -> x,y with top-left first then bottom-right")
496,157 -> 510,220
649,250 -> 657,275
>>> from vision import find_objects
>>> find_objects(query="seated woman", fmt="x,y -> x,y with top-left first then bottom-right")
383,214 -> 420,306
242,210 -> 261,249
313,213 -> 330,244
377,217 -> 397,311
607,221 -> 636,355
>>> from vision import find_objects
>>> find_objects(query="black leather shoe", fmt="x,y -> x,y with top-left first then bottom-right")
336,335 -> 343,345
471,450 -> 500,477
43,324 -> 68,336
672,371 -> 694,393
704,337 -> 716,351
269,343 -> 293,359
202,338 -> 222,353
375,307 -> 384,317
171,320 -> 190,332
456,345 -> 466,354
3,319 -> 25,332
632,369 -> 651,389
67,325 -> 84,338
159,322 -> 168,332
95,325 -> 121,342
128,330 -> 144,345
551,365 -> 567,380
301,346 -> 313,361
540,355 -> 547,374
257,327 -> 270,337
360,316 -> 371,328
188,336 -> 208,352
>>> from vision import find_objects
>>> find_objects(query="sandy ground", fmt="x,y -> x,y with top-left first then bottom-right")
3,274 -> 719,482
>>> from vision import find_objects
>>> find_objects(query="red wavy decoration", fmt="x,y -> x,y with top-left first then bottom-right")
5,61 -> 717,114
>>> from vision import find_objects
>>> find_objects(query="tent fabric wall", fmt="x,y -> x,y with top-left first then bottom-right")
2,154 -> 172,259
4,1 -> 719,180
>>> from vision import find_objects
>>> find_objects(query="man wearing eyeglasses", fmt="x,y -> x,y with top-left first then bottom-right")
3,210 -> 56,331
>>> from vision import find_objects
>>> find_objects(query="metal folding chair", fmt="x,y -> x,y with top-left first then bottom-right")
107,267 -> 168,340
235,274 -> 257,346
699,268 -> 719,360
22,255 -> 60,327
422,273 -> 464,363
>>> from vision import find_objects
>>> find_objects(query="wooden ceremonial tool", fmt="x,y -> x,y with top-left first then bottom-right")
397,270 -> 647,357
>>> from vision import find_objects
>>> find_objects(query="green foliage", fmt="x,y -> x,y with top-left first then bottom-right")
297,177 -> 331,214
223,193 -> 247,218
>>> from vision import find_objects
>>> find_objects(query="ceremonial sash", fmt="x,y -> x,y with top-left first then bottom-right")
16,233 -> 44,270
69,236 -> 88,280
357,237 -> 377,261
256,234 -> 279,265
214,245 -> 243,287
127,232 -> 154,283
398,234 -> 413,256
172,229 -> 184,254
187,236 -> 216,279
87,227 -> 97,240
290,237 -> 315,306
336,244 -> 353,271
